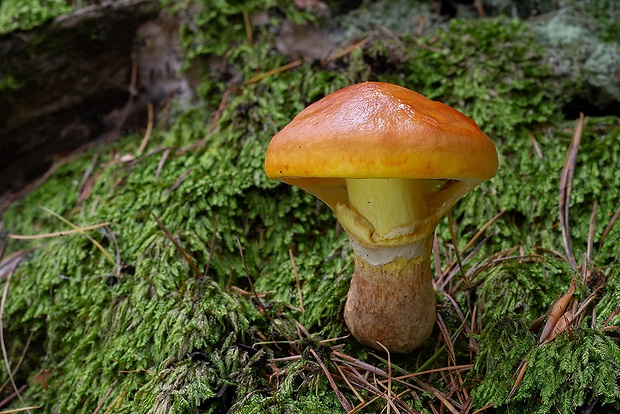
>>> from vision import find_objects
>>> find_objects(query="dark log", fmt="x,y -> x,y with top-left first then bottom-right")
0,0 -> 162,192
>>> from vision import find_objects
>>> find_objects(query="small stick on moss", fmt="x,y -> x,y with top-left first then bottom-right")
77,153 -> 99,202
108,384 -> 128,412
558,113 -> 585,271
528,134 -> 544,159
585,200 -> 598,276
136,102 -> 154,155
310,348 -> 352,411
242,10 -> 253,45
463,210 -> 505,253
324,37 -> 371,63
203,214 -> 219,278
597,206 -> 620,256
234,236 -> 264,313
508,359 -> 528,398
207,79 -> 238,135
539,279 -> 576,343
0,258 -> 31,414
422,383 -> 460,414
0,405 -> 41,413
155,148 -> 170,180
103,225 -> 122,274
375,342 -> 393,414
151,213 -> 201,278
288,249 -> 305,316
40,205 -> 116,266
334,362 -> 365,405
162,167 -> 192,197
0,384 -> 26,408
245,60 -> 303,85
392,364 -> 473,382
8,222 -> 110,240
92,383 -> 115,414
0,331 -> 33,397
436,313 -> 456,366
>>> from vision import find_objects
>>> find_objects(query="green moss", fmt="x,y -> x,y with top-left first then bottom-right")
478,259 -> 579,324
1,5 -> 620,413
380,18 -> 561,139
163,0 -> 313,61
0,0 -> 71,34
473,323 -> 620,412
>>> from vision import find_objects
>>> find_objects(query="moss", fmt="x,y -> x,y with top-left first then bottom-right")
472,323 -> 620,412
478,259 -> 579,324
0,0 -> 71,34
381,17 -> 561,139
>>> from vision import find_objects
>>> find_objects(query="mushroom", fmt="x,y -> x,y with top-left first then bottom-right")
265,82 -> 498,353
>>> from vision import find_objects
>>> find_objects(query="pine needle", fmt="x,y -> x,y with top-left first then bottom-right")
245,60 -> 303,85
151,213 -> 202,278
136,102 -> 154,155
8,222 -> 110,240
508,359 -> 528,398
0,257 -> 30,413
310,348 -> 352,411
288,249 -> 305,316
558,113 -> 585,271
39,205 -> 116,266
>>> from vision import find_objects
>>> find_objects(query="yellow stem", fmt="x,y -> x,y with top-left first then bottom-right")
346,178 -> 427,238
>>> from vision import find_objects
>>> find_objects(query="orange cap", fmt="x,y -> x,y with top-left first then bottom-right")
265,82 -> 498,185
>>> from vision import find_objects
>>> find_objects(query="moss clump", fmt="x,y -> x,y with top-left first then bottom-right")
473,323 -> 620,413
478,259 -> 579,324
0,0 -> 71,34
386,18 -> 561,139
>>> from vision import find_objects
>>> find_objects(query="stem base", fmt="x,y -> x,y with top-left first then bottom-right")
344,248 -> 436,353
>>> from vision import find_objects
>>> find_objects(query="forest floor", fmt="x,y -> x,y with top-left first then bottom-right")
1,0 -> 619,413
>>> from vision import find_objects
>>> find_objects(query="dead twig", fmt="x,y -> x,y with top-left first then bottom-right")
155,148 -> 171,180
597,206 -> 620,256
245,60 -> 303,85
529,134 -> 544,159
558,113 -> 585,271
0,405 -> 42,413
288,249 -> 305,316
508,359 -> 528,398
91,383 -> 116,414
0,257 -> 31,413
203,214 -> 219,278
39,205 -> 116,266
8,222 -> 110,240
324,37 -> 371,63
242,10 -> 253,45
539,279 -> 576,343
310,348 -> 353,411
136,102 -> 154,155
234,237 -> 264,314
151,213 -> 202,278
375,342 -> 393,414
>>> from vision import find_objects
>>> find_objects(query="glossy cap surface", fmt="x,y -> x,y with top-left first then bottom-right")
265,82 -> 498,185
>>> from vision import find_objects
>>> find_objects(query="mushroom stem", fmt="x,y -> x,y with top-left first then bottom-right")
346,178 -> 427,238
343,240 -> 436,353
